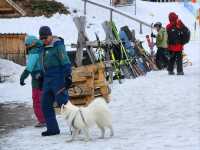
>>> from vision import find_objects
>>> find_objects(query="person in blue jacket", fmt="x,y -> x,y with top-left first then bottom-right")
39,26 -> 72,136
20,35 -> 46,127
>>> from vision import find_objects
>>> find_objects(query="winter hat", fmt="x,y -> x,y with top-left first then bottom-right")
25,35 -> 38,46
168,12 -> 178,23
39,26 -> 52,39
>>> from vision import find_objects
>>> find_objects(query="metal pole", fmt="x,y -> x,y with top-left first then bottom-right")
139,23 -> 142,34
134,0 -> 136,15
84,0 -> 87,15
110,9 -> 113,22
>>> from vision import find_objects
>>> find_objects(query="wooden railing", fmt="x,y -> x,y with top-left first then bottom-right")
6,0 -> 26,16
82,0 -> 152,34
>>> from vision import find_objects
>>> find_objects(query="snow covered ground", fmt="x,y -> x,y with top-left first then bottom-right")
0,0 -> 200,150
0,40 -> 199,150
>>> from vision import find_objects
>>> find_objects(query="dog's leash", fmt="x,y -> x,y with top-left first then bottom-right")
71,110 -> 79,130
56,84 -> 83,96
79,108 -> 88,127
70,108 -> 88,134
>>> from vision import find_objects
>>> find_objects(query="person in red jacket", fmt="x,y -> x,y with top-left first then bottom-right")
166,12 -> 184,75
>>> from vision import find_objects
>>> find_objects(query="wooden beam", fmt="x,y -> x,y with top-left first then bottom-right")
0,8 -> 14,12
6,0 -> 26,16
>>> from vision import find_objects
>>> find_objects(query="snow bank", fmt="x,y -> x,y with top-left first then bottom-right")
0,58 -> 24,82
0,59 -> 31,104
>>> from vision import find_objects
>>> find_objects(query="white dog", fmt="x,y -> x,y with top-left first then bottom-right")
61,97 -> 114,142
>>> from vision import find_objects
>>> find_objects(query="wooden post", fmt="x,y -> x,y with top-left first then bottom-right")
73,16 -> 87,66
73,16 -> 96,66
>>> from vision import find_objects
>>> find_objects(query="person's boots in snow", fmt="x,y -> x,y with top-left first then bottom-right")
41,130 -> 60,136
168,71 -> 175,75
177,72 -> 184,75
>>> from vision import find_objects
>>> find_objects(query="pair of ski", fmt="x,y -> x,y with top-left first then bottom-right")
119,25 -> 152,75
101,21 -> 146,83
134,40 -> 157,71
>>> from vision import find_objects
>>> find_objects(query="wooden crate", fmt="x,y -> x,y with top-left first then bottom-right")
93,63 -> 111,100
54,63 -> 111,112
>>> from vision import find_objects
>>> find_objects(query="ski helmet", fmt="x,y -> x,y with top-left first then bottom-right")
153,22 -> 162,28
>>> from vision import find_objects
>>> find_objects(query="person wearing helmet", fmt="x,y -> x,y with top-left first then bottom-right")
20,35 -> 46,127
151,22 -> 169,70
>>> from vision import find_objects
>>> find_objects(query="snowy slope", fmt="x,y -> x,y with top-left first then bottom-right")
55,0 -> 196,41
0,0 -> 196,44
0,15 -> 77,45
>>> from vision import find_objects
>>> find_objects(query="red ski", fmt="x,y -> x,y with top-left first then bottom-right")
146,34 -> 155,56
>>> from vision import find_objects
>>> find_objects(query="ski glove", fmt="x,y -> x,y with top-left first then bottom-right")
64,75 -> 72,89
20,69 -> 30,86
151,33 -> 156,38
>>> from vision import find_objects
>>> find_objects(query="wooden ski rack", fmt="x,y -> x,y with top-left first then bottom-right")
54,63 -> 110,113
70,62 -> 110,106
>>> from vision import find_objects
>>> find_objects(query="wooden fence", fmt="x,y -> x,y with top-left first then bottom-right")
0,33 -> 26,65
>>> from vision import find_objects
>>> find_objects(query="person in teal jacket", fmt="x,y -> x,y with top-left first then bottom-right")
20,35 -> 46,127
39,26 -> 72,136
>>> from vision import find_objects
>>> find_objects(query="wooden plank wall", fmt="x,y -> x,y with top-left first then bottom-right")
0,0 -> 10,8
0,34 -> 26,65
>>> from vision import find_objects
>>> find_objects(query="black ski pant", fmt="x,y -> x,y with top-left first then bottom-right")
168,51 -> 183,73
156,47 -> 169,69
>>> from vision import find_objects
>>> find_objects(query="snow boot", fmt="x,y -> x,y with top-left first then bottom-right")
41,130 -> 60,136
168,71 -> 175,75
177,72 -> 184,75
34,122 -> 46,128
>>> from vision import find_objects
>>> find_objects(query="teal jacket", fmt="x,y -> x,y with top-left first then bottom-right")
26,44 -> 42,73
41,37 -> 70,71
20,40 -> 43,88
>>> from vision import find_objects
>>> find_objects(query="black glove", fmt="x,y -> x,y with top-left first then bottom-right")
151,33 -> 156,38
64,75 -> 72,89
35,73 -> 43,89
20,80 -> 26,86
34,72 -> 42,80
20,69 -> 29,86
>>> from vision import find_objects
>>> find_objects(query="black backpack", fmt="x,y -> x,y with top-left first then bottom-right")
180,26 -> 190,45
167,26 -> 180,45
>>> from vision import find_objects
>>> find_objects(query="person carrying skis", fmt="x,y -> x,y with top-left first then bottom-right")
166,12 -> 186,75
151,22 -> 169,69
20,35 -> 46,127
39,26 -> 72,136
